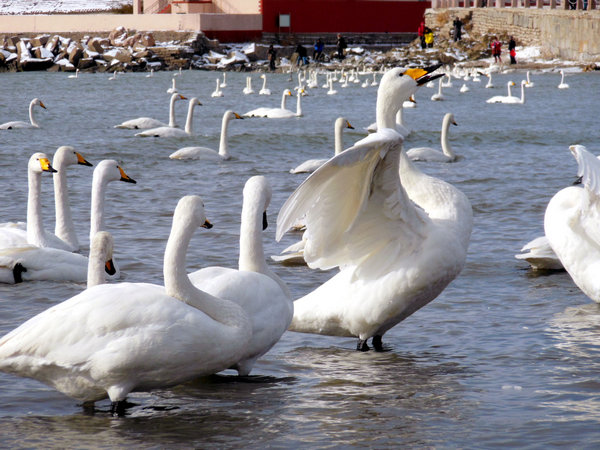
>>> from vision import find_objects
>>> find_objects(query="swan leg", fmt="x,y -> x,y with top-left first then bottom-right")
110,400 -> 128,416
356,339 -> 370,351
372,335 -> 385,352
13,263 -> 26,283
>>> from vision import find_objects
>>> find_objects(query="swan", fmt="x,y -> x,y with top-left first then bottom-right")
173,67 -> 183,77
485,72 -> 495,88
188,176 -> 292,375
486,81 -> 516,103
169,110 -> 243,160
108,71 -> 118,81
290,117 -> 354,174
220,72 -> 227,88
406,113 -> 459,162
441,73 -> 453,88
402,94 -> 417,109
514,235 -> 563,271
243,76 -> 254,95
68,69 -> 79,79
244,89 -> 293,117
525,71 -> 534,87
499,80 -> 526,104
115,93 -> 186,129
87,231 -> 116,288
0,98 -> 46,130
371,72 -> 378,86
146,68 -> 154,78
258,74 -> 271,95
367,104 -> 411,138
327,78 -> 337,95
277,66 -> 471,351
0,195 -> 252,415
167,77 -> 177,94
136,97 -> 202,137
431,77 -> 445,101
459,83 -> 470,93
211,78 -> 224,98
558,70 -> 569,89
545,145 -> 600,302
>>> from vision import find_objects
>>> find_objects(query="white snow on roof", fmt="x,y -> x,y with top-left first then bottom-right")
0,0 -> 128,15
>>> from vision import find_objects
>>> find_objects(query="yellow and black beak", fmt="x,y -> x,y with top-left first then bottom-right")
405,63 -> 444,86
104,259 -> 116,276
234,112 -> 244,120
39,101 -> 47,109
346,120 -> 355,130
40,157 -> 57,173
76,152 -> 93,167
263,211 -> 268,231
202,220 -> 213,229
179,94 -> 187,100
118,166 -> 136,184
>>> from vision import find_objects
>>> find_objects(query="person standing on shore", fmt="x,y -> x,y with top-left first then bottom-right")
268,44 -> 277,71
453,17 -> 463,42
336,33 -> 347,60
418,21 -> 426,49
508,36 -> 517,65
313,38 -> 324,62
490,36 -> 502,64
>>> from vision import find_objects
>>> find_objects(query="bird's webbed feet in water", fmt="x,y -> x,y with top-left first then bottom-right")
356,335 -> 385,352
111,400 -> 127,417
356,339 -> 370,351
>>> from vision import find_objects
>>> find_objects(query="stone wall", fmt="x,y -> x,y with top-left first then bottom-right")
426,8 -> 600,62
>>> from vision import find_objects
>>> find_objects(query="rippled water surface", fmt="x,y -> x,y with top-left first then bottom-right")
0,67 -> 599,447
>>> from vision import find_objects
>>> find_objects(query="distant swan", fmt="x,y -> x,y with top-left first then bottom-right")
485,72 -> 495,88
0,195 -> 252,415
258,74 -> 272,95
220,72 -> 227,88
115,93 -> 186,129
406,112 -> 459,162
431,77 -> 445,101
0,98 -> 46,130
169,110 -> 243,160
68,69 -> 79,79
486,81 -> 516,103
243,76 -> 254,95
459,83 -> 470,93
525,71 -> 534,87
244,89 -> 303,118
211,78 -> 224,98
167,77 -> 178,94
558,70 -> 569,89
136,98 -> 202,137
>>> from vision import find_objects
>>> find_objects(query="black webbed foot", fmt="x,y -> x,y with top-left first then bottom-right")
356,339 -> 370,352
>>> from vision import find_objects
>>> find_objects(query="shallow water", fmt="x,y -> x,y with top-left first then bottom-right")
0,67 -> 599,447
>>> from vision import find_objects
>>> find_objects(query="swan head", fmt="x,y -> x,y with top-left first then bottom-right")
53,146 -> 93,169
31,98 -> 46,109
172,93 -> 187,102
508,81 -> 516,87
521,80 -> 527,86
174,195 -> 213,230
189,97 -> 202,107
225,110 -> 244,121
93,160 -> 136,185
30,152 -> 57,174
283,89 -> 293,97
243,176 -> 272,230
90,231 -> 116,276
444,113 -> 458,126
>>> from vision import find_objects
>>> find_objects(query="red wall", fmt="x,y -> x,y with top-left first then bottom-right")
261,0 -> 430,34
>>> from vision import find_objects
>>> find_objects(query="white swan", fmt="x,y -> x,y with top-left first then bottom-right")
525,71 -> 534,88
441,73 -> 453,88
558,70 -> 569,89
485,72 -> 495,88
289,117 -> 354,174
211,78 -> 224,98
146,68 -> 154,78
277,66 -> 472,351
367,105 -> 411,138
431,77 -> 445,101
68,69 -> 79,79
244,89 -> 303,119
189,176 -> 292,375
108,71 -> 118,81
500,80 -> 526,104
135,97 -> 202,138
243,76 -> 254,95
244,89 -> 292,117
486,81 -> 516,103
327,78 -> 337,95
115,93 -> 186,129
87,231 -> 116,288
220,72 -> 227,88
167,77 -> 177,94
169,110 -> 243,160
406,113 -> 459,162
0,195 -> 252,415
371,72 -> 378,86
459,83 -> 470,93
258,74 -> 271,95
545,145 -> 600,302
0,98 -> 46,130
514,235 -> 563,271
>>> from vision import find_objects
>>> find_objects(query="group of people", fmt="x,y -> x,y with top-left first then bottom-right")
291,33 -> 347,67
417,21 -> 434,49
490,35 -> 517,64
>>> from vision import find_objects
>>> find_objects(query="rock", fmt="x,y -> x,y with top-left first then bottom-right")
16,41 -> 31,62
45,35 -> 60,53
109,26 -> 129,47
68,46 -> 84,65
87,38 -> 104,54
103,47 -> 132,63
140,32 -> 155,47
77,57 -> 96,70
31,35 -> 49,47
19,57 -> 54,71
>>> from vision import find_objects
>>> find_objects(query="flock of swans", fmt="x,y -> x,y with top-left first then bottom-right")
0,60 -> 591,416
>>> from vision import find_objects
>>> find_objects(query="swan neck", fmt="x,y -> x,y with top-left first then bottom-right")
89,174 -> 107,242
53,166 -> 77,249
238,206 -> 267,274
261,77 -> 267,90
168,95 -> 177,127
441,117 -> 455,158
281,92 -> 288,109
29,101 -> 39,127
184,101 -> 195,134
218,114 -> 230,157
375,91 -> 398,130
26,168 -> 44,246
87,248 -> 105,288
334,119 -> 344,155
296,92 -> 302,116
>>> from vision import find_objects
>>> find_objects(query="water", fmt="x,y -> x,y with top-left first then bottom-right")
0,67 -> 599,447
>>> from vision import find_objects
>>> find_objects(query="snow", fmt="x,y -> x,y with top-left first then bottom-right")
0,0 -> 127,15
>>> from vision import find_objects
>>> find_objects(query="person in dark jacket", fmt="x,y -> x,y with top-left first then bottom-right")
313,38 -> 324,61
268,44 -> 277,71
508,36 -> 517,64
336,33 -> 347,60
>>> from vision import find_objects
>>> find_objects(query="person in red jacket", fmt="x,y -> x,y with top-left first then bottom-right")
490,36 -> 502,63
418,21 -> 426,49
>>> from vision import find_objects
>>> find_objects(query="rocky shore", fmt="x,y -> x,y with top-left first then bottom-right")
1,24 -> 597,74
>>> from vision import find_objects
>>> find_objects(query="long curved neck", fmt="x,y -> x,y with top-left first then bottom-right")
376,90 -> 399,130
281,92 -> 288,109
184,101 -> 196,134
168,95 -> 178,127
507,83 -> 513,97
437,78 -> 443,95
520,83 -> 525,102
26,168 -> 45,246
261,77 -> 267,90
87,246 -> 106,288
296,92 -> 302,116
440,117 -> 455,158
395,107 -> 404,127
89,175 -> 107,242
29,102 -> 39,127
164,218 -> 247,327
334,119 -> 345,155
53,165 -> 78,249
218,115 -> 230,157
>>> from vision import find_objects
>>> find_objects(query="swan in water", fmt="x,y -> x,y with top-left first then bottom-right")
169,110 -> 243,160
289,117 -> 354,174
500,80 -> 526,104
277,66 -> 472,351
244,89 -> 292,117
406,112 -> 459,162
244,89 -> 303,119
136,97 -> 202,138
431,77 -> 445,101
441,73 -> 453,88
486,81 -> 516,103
243,76 -> 254,95
545,145 -> 600,302
371,72 -> 378,86
146,68 -> 154,78
459,83 -> 470,93
485,72 -> 495,88
525,71 -> 534,87
68,69 -> 79,79
258,74 -> 272,95
558,69 -> 569,89
220,72 -> 227,88
108,71 -> 118,81
327,77 -> 337,95
211,78 -> 224,97
0,98 -> 46,130
114,93 -> 186,129
0,195 -> 252,415
167,77 -> 178,94
189,176 -> 292,375
514,235 -> 563,271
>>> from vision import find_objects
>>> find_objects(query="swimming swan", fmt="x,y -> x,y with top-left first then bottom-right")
169,110 -> 243,160
406,113 -> 459,162
558,70 -> 569,89
486,81 -> 516,103
545,145 -> 600,302
243,76 -> 254,95
188,176 -> 292,375
431,77 -> 445,101
244,89 -> 293,117
135,97 -> 202,138
0,195 -> 252,415
290,117 -> 354,174
258,74 -> 272,95
115,93 -> 186,129
211,78 -> 224,97
500,80 -> 526,104
525,71 -> 534,88
277,66 -> 471,351
68,69 -> 79,79
0,98 -> 46,129
244,89 -> 303,119
167,77 -> 178,94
